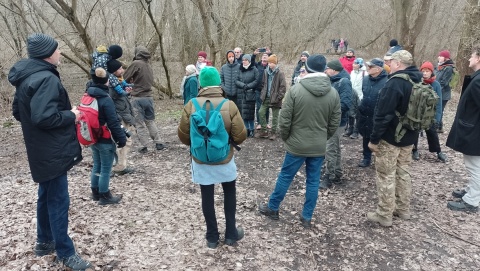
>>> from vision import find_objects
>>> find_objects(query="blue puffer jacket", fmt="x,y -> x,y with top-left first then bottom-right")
357,70 -> 388,138
329,69 -> 353,126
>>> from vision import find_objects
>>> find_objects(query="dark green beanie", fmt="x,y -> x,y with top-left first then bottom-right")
326,59 -> 343,72
199,66 -> 221,88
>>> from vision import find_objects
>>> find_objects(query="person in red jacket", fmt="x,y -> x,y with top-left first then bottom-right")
339,48 -> 356,73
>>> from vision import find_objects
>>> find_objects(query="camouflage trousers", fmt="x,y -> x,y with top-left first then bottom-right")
324,126 -> 343,179
374,140 -> 413,218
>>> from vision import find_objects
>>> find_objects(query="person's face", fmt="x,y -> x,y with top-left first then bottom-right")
228,55 -> 235,63
234,49 -> 242,59
261,53 -> 269,62
438,56 -> 446,63
346,51 -> 354,57
367,65 -> 380,76
268,62 -> 276,69
389,59 -> 401,73
46,48 -> 61,66
300,55 -> 307,62
353,63 -> 360,70
468,52 -> 480,70
422,68 -> 432,79
325,67 -> 335,77
198,56 -> 205,62
242,59 -> 250,65
384,59 -> 392,66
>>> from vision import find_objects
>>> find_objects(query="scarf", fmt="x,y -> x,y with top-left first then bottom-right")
423,75 -> 436,85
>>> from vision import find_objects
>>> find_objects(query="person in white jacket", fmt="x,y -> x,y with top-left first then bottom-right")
344,58 -> 366,138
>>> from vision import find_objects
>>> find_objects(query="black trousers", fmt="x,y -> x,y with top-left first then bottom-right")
200,180 -> 237,243
413,125 -> 441,153
362,136 -> 372,161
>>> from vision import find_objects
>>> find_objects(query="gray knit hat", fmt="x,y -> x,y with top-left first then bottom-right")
326,59 -> 344,71
27,33 -> 58,59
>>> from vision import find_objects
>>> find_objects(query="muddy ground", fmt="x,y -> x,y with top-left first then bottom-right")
0,72 -> 479,271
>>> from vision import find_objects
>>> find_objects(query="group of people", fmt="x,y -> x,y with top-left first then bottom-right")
8,32 -> 480,264
328,38 -> 349,54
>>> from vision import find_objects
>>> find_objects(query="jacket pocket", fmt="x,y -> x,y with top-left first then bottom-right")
459,119 -> 474,128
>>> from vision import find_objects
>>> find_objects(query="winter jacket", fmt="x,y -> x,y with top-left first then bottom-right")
236,64 -> 259,120
291,60 -> 306,85
124,46 -> 154,97
260,66 -> 287,108
428,80 -> 442,124
350,68 -> 367,100
109,83 -> 135,126
177,86 -> 247,164
446,69 -> 480,155
220,60 -> 240,97
370,66 -> 423,147
255,61 -> 268,92
436,59 -> 454,101
9,58 -> 82,183
183,75 -> 199,105
86,82 -> 127,146
92,53 -> 124,95
357,70 -> 388,138
339,56 -> 356,73
329,69 -> 353,126
279,73 -> 341,157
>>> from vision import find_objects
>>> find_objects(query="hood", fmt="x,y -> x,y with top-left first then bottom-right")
439,59 -> 455,67
389,66 -> 423,83
86,83 -> 110,98
8,59 -> 59,87
134,46 -> 151,61
299,73 -> 332,97
369,69 -> 388,81
225,50 -> 235,64
330,69 -> 350,82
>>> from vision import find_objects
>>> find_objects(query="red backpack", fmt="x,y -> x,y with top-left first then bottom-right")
76,93 -> 111,146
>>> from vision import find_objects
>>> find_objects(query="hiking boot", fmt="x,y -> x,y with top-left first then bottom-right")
343,128 -> 353,137
98,190 -> 122,205
452,188 -> 467,199
350,132 -> 359,139
358,159 -> 371,168
34,241 -> 55,257
60,253 -> 92,270
206,240 -> 219,249
138,147 -> 148,153
412,150 -> 420,161
366,212 -> 393,227
225,227 -> 244,246
269,133 -> 276,140
256,124 -> 261,130
319,176 -> 332,190
156,143 -> 166,150
90,187 -> 100,201
393,210 -> 411,220
300,216 -> 312,229
258,203 -> 279,220
258,131 -> 269,139
437,152 -> 448,162
113,167 -> 134,176
447,200 -> 478,213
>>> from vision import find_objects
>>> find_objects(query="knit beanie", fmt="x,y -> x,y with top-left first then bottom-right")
199,66 -> 220,88
106,59 -> 122,73
301,51 -> 310,57
267,54 -> 278,64
305,54 -> 327,73
346,48 -> 355,54
108,45 -> 123,60
439,50 -> 451,59
420,61 -> 434,73
185,64 -> 197,76
354,58 -> 364,67
326,59 -> 343,71
242,54 -> 252,63
198,51 -> 207,58
390,39 -> 398,47
27,33 -> 58,59
91,68 -> 109,85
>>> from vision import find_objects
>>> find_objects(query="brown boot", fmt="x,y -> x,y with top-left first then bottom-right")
259,130 -> 269,139
269,133 -> 276,140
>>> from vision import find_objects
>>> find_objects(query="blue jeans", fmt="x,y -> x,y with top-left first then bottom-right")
268,152 -> 324,220
90,142 -> 116,193
37,174 -> 75,258
256,90 -> 269,124
244,119 -> 254,131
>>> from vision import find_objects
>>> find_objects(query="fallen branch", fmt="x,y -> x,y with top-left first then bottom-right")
432,219 -> 480,248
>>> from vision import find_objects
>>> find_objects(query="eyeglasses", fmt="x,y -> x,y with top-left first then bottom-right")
234,51 -> 241,54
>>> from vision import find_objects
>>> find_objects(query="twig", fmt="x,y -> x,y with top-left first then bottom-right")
432,219 -> 480,248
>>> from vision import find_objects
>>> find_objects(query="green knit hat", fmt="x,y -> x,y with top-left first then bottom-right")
199,66 -> 221,88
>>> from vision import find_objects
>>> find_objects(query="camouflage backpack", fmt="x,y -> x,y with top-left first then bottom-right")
449,66 -> 460,90
391,74 -> 439,143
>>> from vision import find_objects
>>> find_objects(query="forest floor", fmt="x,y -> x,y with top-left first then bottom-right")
1,73 -> 480,270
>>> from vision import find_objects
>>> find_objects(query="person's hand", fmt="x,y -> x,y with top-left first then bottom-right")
368,142 -> 379,153
117,140 -> 126,148
254,48 -> 260,55
266,47 -> 272,54
71,106 -> 80,122
125,86 -> 132,92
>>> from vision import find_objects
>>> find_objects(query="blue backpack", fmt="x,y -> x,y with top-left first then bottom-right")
190,98 -> 230,164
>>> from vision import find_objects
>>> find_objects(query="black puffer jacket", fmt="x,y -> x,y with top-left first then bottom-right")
357,70 -> 388,138
109,85 -> 135,126
236,64 -> 259,120
9,58 -> 82,183
329,69 -> 353,126
86,82 -> 126,146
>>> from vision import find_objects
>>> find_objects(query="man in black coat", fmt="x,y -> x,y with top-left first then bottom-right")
8,33 -> 91,270
446,45 -> 480,213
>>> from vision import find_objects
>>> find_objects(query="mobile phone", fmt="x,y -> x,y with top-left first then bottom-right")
258,48 -> 266,53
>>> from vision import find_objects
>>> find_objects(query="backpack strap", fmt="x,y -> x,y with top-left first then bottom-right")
389,74 -> 414,143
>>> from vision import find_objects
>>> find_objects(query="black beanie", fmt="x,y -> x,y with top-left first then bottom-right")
107,59 -> 122,73
389,39 -> 398,47
305,54 -> 327,73
90,68 -> 109,85
27,33 -> 58,59
108,45 -> 123,59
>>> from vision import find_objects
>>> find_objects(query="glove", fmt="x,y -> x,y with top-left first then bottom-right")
117,140 -> 126,148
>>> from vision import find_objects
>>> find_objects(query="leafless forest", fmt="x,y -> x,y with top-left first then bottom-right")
0,0 -> 480,270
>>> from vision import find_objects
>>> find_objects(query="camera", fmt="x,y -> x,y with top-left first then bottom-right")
121,125 -> 132,138
258,47 -> 266,53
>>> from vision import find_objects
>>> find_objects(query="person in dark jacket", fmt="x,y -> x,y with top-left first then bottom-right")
291,51 -> 309,85
107,59 -> 136,175
357,58 -> 388,168
254,52 -> 270,129
181,64 -> 199,105
436,50 -> 455,133
236,54 -> 259,137
220,50 -> 240,105
367,50 -> 422,227
321,59 -> 352,189
87,68 -> 127,205
446,45 -> 480,213
8,33 -> 91,270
